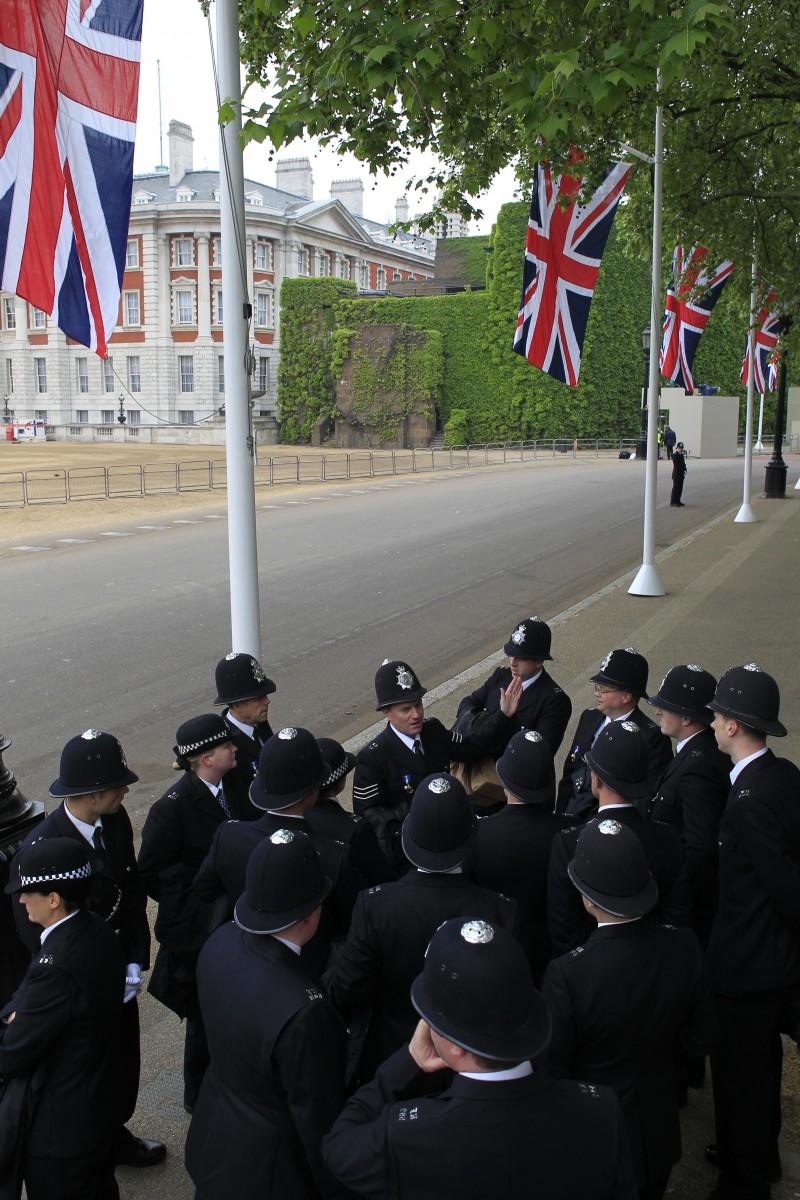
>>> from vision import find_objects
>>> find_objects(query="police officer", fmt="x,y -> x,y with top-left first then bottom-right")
556,649 -> 672,819
705,665 -> 800,1199
194,727 -> 356,975
325,773 -> 516,1082
469,730 -> 568,983
306,738 -> 392,886
2,838 -> 125,1200
138,714 -> 238,1112
186,829 -> 350,1199
670,443 -> 687,506
454,617 -> 572,757
548,721 -> 689,956
647,666 -> 730,942
12,730 -> 164,1169
352,659 -> 474,873
543,819 -> 713,1200
213,651 -> 276,817
323,917 -> 637,1199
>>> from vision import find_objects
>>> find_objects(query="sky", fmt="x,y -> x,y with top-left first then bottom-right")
134,0 -> 520,234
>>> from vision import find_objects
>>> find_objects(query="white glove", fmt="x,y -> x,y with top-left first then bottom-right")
124,963 -> 143,1004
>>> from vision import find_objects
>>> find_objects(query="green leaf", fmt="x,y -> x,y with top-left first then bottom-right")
364,43 -> 396,65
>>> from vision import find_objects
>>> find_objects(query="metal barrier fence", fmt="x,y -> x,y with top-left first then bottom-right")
8,435 -> 792,507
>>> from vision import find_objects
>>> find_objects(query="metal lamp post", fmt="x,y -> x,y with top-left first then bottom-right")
2,394 -> 9,422
635,327 -> 650,459
764,326 -> 789,497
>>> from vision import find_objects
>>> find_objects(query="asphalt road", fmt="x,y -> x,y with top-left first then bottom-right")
1,454 -> 746,825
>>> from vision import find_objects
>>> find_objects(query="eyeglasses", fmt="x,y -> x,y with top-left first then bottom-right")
592,685 -> 620,696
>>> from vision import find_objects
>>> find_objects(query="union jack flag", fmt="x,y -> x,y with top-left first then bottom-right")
767,351 -> 780,393
740,291 -> 784,395
513,157 -> 633,387
0,1 -> 142,358
659,246 -> 734,394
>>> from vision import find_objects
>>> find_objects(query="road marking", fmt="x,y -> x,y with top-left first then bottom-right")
260,504 -> 281,509
203,514 -> 224,519
12,545 -> 50,552
349,489 -> 367,494
173,519 -> 202,524
57,538 -> 94,544
99,531 -> 132,537
137,525 -> 169,530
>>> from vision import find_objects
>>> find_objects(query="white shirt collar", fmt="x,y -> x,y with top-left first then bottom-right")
676,729 -> 703,754
265,808 -> 305,819
199,777 -> 223,798
730,746 -> 768,784
520,669 -> 543,692
460,1061 -> 533,1082
596,916 -> 641,927
416,866 -> 463,875
271,933 -> 301,956
40,910 -> 79,944
226,712 -> 255,738
63,801 -> 101,847
598,802 -> 633,811
390,725 -> 420,752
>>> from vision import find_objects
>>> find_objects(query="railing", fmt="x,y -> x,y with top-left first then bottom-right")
0,436 -> 728,508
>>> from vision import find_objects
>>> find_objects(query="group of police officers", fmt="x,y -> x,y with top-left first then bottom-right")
1,618 -> 799,1200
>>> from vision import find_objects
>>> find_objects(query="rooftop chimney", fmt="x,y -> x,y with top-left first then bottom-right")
168,120 -> 194,186
395,196 -> 410,225
330,178 -> 364,217
275,157 -> 314,200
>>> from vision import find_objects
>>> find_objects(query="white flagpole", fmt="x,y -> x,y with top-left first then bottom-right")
216,0 -> 261,657
735,258 -> 758,523
754,392 -> 765,451
629,78 -> 665,597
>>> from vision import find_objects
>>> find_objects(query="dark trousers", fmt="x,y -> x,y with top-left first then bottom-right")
639,1167 -> 672,1200
184,1005 -> 210,1109
711,989 -> 785,1199
25,1149 -> 119,1200
670,475 -> 685,505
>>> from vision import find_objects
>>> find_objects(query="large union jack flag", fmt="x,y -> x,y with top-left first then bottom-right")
512,157 -> 632,387
0,0 -> 142,357
659,246 -> 734,394
740,290 -> 784,395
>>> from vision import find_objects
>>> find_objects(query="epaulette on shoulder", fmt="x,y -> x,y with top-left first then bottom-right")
367,885 -> 383,895
569,944 -> 586,958
166,790 -> 180,801
37,952 -> 55,966
305,986 -> 324,1002
658,923 -> 678,931
393,1103 -> 422,1123
578,1081 -> 601,1100
365,740 -> 380,753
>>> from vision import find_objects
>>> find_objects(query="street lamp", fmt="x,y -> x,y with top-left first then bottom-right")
764,324 -> 790,498
2,394 -> 10,422
117,395 -> 126,425
635,327 -> 650,459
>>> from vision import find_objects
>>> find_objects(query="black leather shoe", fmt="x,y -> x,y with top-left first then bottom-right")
115,1136 -> 167,1168
704,1144 -> 781,1183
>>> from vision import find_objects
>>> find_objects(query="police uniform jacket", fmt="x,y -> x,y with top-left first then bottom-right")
137,771 -> 234,1017
707,751 -> 800,996
186,924 -> 350,1200
650,728 -> 730,942
556,707 -> 673,818
322,1045 -> 637,1200
306,796 -> 394,887
194,812 -> 356,976
0,910 -> 125,1160
542,920 -> 713,1192
548,806 -> 690,956
324,872 -> 517,1081
220,709 -> 272,820
469,805 -> 569,983
455,667 -> 572,759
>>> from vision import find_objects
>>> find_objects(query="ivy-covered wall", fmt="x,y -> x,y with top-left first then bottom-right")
434,236 -> 491,287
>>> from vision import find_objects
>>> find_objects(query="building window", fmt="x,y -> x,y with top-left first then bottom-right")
101,409 -> 114,424
123,291 -> 140,326
127,409 -> 140,425
178,409 -> 195,424
213,288 -> 224,325
358,261 -> 368,289
297,246 -> 308,276
75,409 -> 89,424
245,191 -> 263,207
175,289 -> 193,324
218,355 -> 225,393
318,251 -> 330,277
179,354 -> 194,393
103,358 -> 114,393
254,240 -> 272,270
3,298 -> 15,329
125,239 -> 139,268
76,358 -> 89,393
257,357 -> 269,392
392,271 -> 402,281
5,359 -> 13,393
376,266 -> 387,289
34,358 -> 47,393
176,189 -> 194,202
127,355 -> 141,392
34,409 -> 47,422
339,258 -> 351,280
32,307 -> 46,329
174,237 -> 194,267
212,236 -> 222,265
255,291 -> 273,328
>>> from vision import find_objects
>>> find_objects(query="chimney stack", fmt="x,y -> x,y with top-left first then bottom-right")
168,120 -> 194,186
395,196 -> 410,225
275,157 -> 314,199
330,178 -> 364,217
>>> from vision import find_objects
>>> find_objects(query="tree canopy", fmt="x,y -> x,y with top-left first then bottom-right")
232,0 -> 800,326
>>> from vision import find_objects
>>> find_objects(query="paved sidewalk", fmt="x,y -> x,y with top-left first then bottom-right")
121,486 -> 800,1200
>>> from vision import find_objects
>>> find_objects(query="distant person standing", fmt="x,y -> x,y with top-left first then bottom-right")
664,426 -> 676,461
670,443 -> 687,507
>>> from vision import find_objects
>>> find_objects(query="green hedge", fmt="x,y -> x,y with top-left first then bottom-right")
336,324 -> 444,445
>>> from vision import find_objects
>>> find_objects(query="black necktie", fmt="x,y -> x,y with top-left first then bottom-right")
413,740 -> 424,759
92,825 -> 106,853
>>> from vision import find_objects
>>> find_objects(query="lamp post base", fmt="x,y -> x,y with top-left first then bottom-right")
628,563 -> 666,597
734,503 -> 758,524
763,462 -> 787,498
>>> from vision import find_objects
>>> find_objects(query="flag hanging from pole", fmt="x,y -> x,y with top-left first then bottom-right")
0,0 -> 142,358
659,246 -> 734,394
740,291 -> 784,395
513,156 -> 633,387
